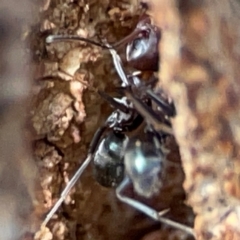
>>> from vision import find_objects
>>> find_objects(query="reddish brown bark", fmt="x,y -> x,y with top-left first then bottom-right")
151,0 -> 240,239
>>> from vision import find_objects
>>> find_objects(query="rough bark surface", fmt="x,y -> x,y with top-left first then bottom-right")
15,0 -> 240,239
151,0 -> 240,239
30,0 -> 194,240
0,1 -> 40,240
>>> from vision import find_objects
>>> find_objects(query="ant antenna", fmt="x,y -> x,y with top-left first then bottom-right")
46,35 -> 112,49
46,29 -> 143,50
45,34 -> 133,87
112,28 -> 142,48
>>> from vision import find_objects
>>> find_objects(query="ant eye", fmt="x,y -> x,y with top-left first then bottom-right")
132,38 -> 141,50
138,29 -> 150,40
142,29 -> 150,38
126,28 -> 152,65
126,36 -> 148,63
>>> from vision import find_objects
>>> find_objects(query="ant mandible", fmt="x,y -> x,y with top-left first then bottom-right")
43,15 -> 195,237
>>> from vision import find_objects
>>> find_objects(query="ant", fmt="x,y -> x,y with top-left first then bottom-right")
43,15 -> 195,237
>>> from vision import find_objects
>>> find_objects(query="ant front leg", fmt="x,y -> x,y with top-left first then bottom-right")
146,89 -> 176,117
103,41 -> 131,87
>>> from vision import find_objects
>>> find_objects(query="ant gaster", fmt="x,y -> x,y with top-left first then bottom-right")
43,16 -> 195,237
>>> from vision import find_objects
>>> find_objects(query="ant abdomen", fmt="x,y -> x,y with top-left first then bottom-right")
124,130 -> 164,198
93,132 -> 127,188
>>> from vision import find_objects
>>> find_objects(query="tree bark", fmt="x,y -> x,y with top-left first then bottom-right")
151,0 -> 240,239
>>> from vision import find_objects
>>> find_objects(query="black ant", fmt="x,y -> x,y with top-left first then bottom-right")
43,15 -> 195,237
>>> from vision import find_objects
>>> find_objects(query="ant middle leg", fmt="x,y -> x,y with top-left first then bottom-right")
124,88 -> 173,135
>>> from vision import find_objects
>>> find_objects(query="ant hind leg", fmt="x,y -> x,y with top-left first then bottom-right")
116,177 -> 195,237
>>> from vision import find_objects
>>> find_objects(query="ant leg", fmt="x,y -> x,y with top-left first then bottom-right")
103,41 -> 131,86
45,33 -> 134,96
35,70 -> 98,93
116,177 -> 196,237
98,91 -> 130,113
116,177 -> 169,220
42,154 -> 92,227
146,89 -> 176,117
127,71 -> 142,77
42,125 -> 108,227
114,75 -> 158,97
124,89 -> 173,135
46,35 -> 110,49
109,48 -> 129,86
143,76 -> 158,88
58,69 -> 99,93
112,28 -> 142,49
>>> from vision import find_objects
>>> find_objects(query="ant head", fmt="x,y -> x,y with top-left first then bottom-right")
46,15 -> 161,72
113,16 -> 161,72
126,16 -> 161,72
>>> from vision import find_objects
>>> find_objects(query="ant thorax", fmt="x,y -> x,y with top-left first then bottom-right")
106,97 -> 137,129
